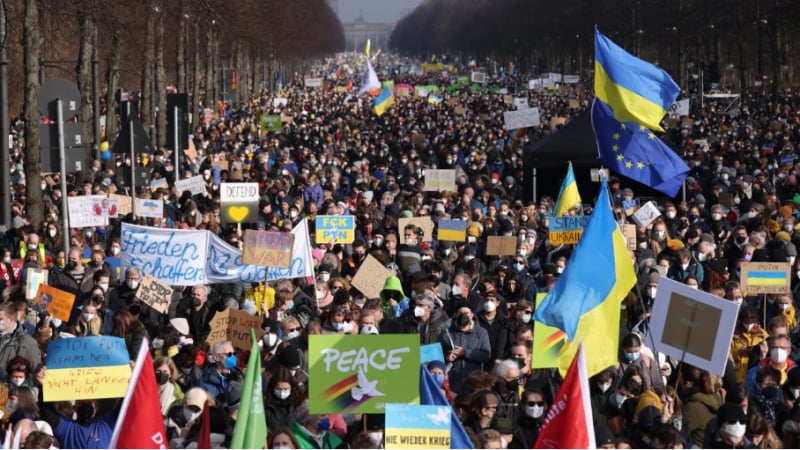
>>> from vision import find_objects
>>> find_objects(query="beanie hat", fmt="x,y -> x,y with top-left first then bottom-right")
636,390 -> 662,415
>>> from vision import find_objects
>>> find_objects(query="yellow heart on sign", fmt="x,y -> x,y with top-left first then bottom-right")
227,206 -> 250,222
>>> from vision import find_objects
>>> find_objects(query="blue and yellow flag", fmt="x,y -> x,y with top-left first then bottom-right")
592,99 -> 690,197
533,181 -> 636,376
373,87 -> 395,117
594,29 -> 679,132
553,162 -> 582,216
427,94 -> 443,105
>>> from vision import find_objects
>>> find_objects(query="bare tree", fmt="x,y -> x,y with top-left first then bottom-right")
22,0 -> 42,226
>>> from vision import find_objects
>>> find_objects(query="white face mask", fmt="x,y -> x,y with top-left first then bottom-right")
183,407 -> 201,423
111,247 -> 121,255
712,213 -> 722,221
770,347 -> 788,364
521,313 -> 532,324
367,431 -> 384,447
10,378 -> 24,387
483,301 -> 497,312
792,388 -> 800,399
99,283 -> 109,292
286,330 -> 300,340
647,287 -> 657,298
666,211 -> 676,219
316,290 -> 325,300
526,405 -> 544,419
744,322 -> 755,332
126,280 -> 140,290
598,382 -> 612,393
48,229 -> 57,238
2,256 -> 9,264
82,312 -> 95,322
780,303 -> 791,311
451,286 -> 462,297
722,423 -> 746,442
320,273 -> 330,282
414,306 -> 426,317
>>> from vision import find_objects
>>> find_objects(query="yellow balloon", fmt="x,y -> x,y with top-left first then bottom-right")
99,141 -> 109,152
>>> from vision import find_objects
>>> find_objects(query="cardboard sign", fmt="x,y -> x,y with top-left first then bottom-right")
622,224 -> 638,252
454,106 -> 467,116
718,192 -> 733,209
242,230 -> 294,268
206,307 -> 265,350
486,236 -> 517,256
174,175 -> 207,196
503,95 -> 514,105
136,198 -> 164,219
568,99 -> 580,109
25,268 -> 48,301
34,285 -> 76,322
503,108 -> 540,130
44,336 -> 132,401
134,274 -> 172,314
315,215 -> 356,244
396,87 -> 411,97
67,195 -> 111,228
631,201 -> 662,227
351,255 -> 394,300
398,216 -> 434,243
563,75 -> 580,84
549,116 -> 566,129
548,215 -> 590,245
650,277 -> 739,375
220,182 -> 260,223
308,334 -> 419,414
740,262 -> 791,294
423,170 -> 456,192
532,293 -> 566,369
109,194 -> 133,216
385,404 -> 451,449
185,139 -> 198,161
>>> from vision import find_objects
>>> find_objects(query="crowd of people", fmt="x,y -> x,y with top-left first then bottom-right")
0,51 -> 798,449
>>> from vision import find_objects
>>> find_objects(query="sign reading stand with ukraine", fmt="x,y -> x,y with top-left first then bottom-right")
44,336 -> 132,401
308,334 -> 419,414
384,404 -> 451,449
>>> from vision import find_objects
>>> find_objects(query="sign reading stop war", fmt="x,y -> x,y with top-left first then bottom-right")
135,274 -> 173,314
242,229 -> 294,268
740,262 -> 791,294
44,336 -> 132,401
206,307 -> 265,350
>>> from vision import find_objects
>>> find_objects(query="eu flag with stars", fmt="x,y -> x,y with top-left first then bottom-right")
591,99 -> 689,197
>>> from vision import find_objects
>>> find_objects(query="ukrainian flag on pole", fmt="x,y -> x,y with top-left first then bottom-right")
553,162 -> 582,216
533,180 -> 636,376
594,29 -> 679,132
373,87 -> 395,117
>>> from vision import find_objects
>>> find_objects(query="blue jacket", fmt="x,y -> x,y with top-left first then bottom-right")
54,410 -> 116,449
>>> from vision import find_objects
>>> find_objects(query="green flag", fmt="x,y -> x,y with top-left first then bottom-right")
230,329 -> 267,449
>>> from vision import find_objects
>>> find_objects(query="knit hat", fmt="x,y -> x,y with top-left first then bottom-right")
427,360 -> 446,373
636,390 -> 662,415
717,402 -> 747,424
170,318 -> 190,336
779,205 -> 794,217
667,238 -> 685,251
595,425 -> 616,447
648,271 -> 661,285
278,346 -> 301,368
776,231 -> 791,242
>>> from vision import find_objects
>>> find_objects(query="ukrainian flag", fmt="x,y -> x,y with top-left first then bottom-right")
372,87 -> 394,117
437,219 -> 466,242
553,162 -> 582,216
594,29 -> 679,132
427,94 -> 442,105
533,180 -> 636,376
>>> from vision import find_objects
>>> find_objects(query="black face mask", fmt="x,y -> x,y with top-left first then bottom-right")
66,260 -> 77,271
156,371 -> 170,385
129,304 -> 141,316
455,313 -> 471,328
735,235 -> 747,245
76,403 -> 94,425
192,298 -> 202,307
505,379 -> 520,392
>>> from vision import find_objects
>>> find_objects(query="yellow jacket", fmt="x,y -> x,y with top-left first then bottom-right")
243,285 -> 275,315
730,326 -> 769,383
780,305 -> 798,330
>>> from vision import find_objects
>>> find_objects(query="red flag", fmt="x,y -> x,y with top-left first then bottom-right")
197,400 -> 211,449
534,345 -> 596,449
109,339 -> 169,449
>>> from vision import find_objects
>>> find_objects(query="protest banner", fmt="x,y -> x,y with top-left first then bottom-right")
309,334 -> 419,414
548,215 -> 590,245
423,169 -> 456,192
206,307 -> 265,350
242,230 -> 294,268
304,77 -> 323,88
273,97 -> 288,108
503,107 -> 540,130
650,277 -> 739,375
437,219 -> 466,242
398,217 -> 434,243
589,168 -> 610,182
513,97 -> 528,109
740,262 -> 791,294
136,198 -> 164,219
384,404 -> 451,449
532,293 -> 566,369
44,336 -> 132,401
502,95 -> 513,105
25,268 -> 48,301
220,182 -> 259,223
486,236 -> 517,256
259,114 -> 282,133
174,175 -> 208,196
470,72 -> 487,84
109,193 -> 133,216
120,223 -> 209,286
34,285 -> 75,322
420,343 -> 445,365
315,215 -> 356,244
632,201 -> 662,227
134,274 -> 172,314
67,195 -> 110,228
207,220 -> 315,284
351,255 -> 394,299
563,74 -> 580,84
668,98 -> 691,118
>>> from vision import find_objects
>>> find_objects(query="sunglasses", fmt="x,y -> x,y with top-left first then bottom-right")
526,401 -> 544,407
726,419 -> 746,425
288,327 -> 301,332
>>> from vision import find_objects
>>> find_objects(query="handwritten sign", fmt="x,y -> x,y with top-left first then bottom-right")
622,224 -> 637,252
668,99 -> 690,118
273,97 -> 288,108
423,170 -> 456,192
315,215 -> 356,244
25,268 -> 48,301
206,308 -> 265,350
174,175 -> 207,196
136,198 -> 164,219
548,215 -> 591,245
398,217 -> 434,243
109,194 -> 133,216
385,404 -> 451,449
351,255 -> 394,300
242,230 -> 294,268
44,336 -> 132,401
486,236 -> 517,256
121,223 -> 208,286
135,274 -> 172,314
503,107 -> 540,130
632,201 -> 662,227
741,262 -> 791,294
470,72 -> 487,84
513,97 -> 529,109
34,285 -> 75,322
67,195 -> 110,228
220,182 -> 259,223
